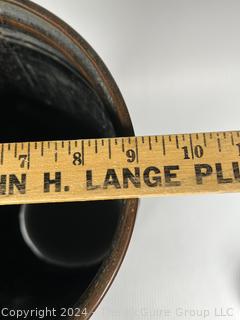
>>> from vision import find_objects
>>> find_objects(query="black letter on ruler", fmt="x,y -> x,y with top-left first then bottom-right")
103,169 -> 121,189
164,165 -> 181,186
9,174 -> 26,194
44,172 -> 61,192
232,162 -> 240,182
194,164 -> 213,185
86,170 -> 100,190
144,166 -> 161,187
216,163 -> 233,184
0,175 -> 6,195
123,167 -> 141,188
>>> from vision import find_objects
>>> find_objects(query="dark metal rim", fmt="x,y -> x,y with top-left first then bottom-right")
0,1 -> 139,319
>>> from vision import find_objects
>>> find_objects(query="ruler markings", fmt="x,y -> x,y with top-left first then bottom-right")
14,143 -> 17,158
122,138 -> 125,152
0,130 -> 240,205
0,144 -> 4,165
108,139 -> 112,159
135,137 -> 139,163
55,142 -> 58,163
217,134 -> 221,152
81,140 -> 85,166
95,139 -> 98,154
175,135 -> 179,149
68,141 -> 71,154
41,142 -> 44,156
231,132 -> 235,146
203,133 -> 207,147
162,136 -> 166,156
148,136 -> 152,150
189,134 -> 194,159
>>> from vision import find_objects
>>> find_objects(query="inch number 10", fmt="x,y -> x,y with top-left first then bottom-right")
182,145 -> 204,159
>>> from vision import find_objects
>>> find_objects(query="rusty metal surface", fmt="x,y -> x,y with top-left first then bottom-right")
0,0 -> 138,318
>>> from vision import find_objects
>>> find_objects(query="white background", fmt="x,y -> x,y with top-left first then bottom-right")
35,1 -> 240,319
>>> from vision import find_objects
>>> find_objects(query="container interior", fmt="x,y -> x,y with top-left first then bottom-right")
0,25 -> 122,315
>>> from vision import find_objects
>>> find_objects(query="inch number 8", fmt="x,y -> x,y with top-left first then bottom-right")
73,152 -> 82,165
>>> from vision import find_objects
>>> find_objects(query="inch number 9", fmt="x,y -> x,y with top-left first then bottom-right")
126,149 -> 136,163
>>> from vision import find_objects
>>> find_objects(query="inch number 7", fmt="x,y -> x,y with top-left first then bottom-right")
18,154 -> 28,168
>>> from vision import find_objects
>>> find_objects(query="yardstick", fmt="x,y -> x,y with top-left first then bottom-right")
0,130 -> 240,205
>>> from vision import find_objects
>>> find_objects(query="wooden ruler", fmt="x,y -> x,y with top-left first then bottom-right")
0,130 -> 240,205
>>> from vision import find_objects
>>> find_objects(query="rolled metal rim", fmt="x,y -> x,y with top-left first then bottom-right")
0,0 -> 139,318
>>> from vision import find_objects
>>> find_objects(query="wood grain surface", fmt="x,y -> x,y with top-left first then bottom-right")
0,130 -> 239,205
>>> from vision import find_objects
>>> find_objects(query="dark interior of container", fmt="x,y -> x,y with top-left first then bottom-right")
0,27 -> 122,317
